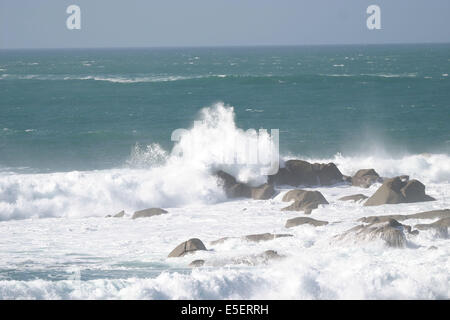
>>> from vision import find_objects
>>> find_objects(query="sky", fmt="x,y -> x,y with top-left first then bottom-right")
1,0 -> 449,49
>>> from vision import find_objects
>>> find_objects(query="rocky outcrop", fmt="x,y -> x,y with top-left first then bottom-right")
352,169 -> 382,188
336,218 -> 410,247
106,210 -> 125,218
338,194 -> 368,202
243,233 -> 293,242
364,177 -> 435,206
251,183 -> 276,200
281,189 -> 328,214
415,218 -> 450,238
285,217 -> 329,228
268,160 -> 343,187
359,209 -> 450,223
189,260 -> 206,267
132,208 -> 168,219
168,238 -> 207,258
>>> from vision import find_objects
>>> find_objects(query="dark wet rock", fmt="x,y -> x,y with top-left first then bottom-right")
338,194 -> 369,202
285,217 -> 329,228
226,182 -> 252,198
364,177 -> 435,206
251,183 -> 276,200
281,189 -> 328,214
243,233 -> 293,242
359,209 -> 450,223
428,246 -> 438,250
233,250 -> 284,265
189,260 -> 205,267
215,170 -> 237,189
168,238 -> 207,258
268,160 -> 343,186
414,218 -> 450,238
336,218 -> 409,247
132,208 -> 168,219
352,169 -> 382,188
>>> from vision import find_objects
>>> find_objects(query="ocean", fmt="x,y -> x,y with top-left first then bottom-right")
0,44 -> 449,299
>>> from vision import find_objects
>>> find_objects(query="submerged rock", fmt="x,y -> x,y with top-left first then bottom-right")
338,194 -> 368,202
268,159 -> 343,186
189,260 -> 205,268
251,183 -> 276,200
336,218 -> 410,248
281,189 -> 328,214
414,218 -> 450,238
285,217 -> 329,228
352,169 -> 382,188
364,177 -> 435,206
105,210 -> 125,218
168,238 -> 207,258
132,208 -> 168,219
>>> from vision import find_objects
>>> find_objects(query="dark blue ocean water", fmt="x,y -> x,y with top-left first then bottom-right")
0,44 -> 449,172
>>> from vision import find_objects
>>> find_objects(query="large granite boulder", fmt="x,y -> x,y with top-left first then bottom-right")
336,218 -> 410,248
281,189 -> 329,214
352,169 -> 382,188
168,238 -> 207,258
359,209 -> 450,224
269,160 -> 343,186
338,194 -> 368,202
364,177 -> 435,206
132,208 -> 168,219
285,217 -> 329,228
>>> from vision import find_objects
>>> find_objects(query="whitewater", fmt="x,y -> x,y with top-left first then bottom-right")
0,104 -> 448,299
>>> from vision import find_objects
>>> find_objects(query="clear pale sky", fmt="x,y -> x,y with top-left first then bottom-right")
1,0 -> 449,49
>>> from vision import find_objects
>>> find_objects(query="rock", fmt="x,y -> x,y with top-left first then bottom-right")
243,233 -> 293,242
285,217 -> 329,228
414,217 -> 450,238
233,250 -> 284,265
351,169 -> 382,188
214,170 -> 252,198
251,183 -> 276,200
209,237 -> 235,245
227,182 -> 252,198
132,208 -> 168,219
338,194 -> 368,202
189,260 -> 205,267
336,218 -> 409,248
281,190 -> 328,214
359,209 -> 450,223
113,210 -> 125,218
268,159 -> 343,186
364,177 -> 435,206
168,238 -> 207,258
428,246 -> 438,250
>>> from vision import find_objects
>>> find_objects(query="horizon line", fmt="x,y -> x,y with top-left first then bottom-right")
1,40 -> 450,51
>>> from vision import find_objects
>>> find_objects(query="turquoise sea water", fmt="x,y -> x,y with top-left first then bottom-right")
0,44 -> 449,172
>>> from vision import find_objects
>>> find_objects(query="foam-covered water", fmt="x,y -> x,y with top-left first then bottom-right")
0,45 -> 449,299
